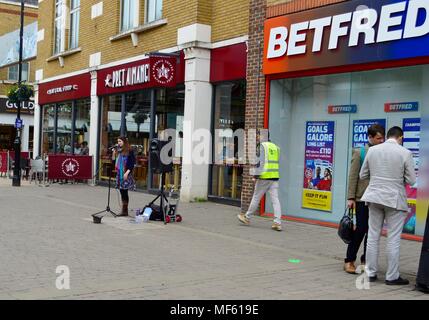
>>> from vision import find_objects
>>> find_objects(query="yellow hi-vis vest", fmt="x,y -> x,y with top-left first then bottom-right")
259,142 -> 280,179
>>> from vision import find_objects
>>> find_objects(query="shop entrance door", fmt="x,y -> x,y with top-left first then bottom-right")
0,124 -> 16,151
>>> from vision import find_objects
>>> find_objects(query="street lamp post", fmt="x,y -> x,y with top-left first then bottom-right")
12,0 -> 25,187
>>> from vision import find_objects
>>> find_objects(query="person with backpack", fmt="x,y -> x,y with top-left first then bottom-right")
344,124 -> 385,274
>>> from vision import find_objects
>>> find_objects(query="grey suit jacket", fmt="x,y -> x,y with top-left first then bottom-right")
359,139 -> 417,211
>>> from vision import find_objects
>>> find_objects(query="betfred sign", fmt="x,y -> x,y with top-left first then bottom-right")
264,0 -> 429,75
97,55 -> 177,95
0,98 -> 35,114
38,73 -> 91,104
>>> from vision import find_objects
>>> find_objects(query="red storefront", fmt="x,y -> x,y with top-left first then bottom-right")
208,42 -> 248,205
96,54 -> 183,190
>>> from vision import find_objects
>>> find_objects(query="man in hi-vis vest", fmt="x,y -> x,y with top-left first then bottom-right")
238,130 -> 283,231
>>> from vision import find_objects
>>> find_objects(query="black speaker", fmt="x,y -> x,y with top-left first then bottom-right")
149,138 -> 173,174
416,207 -> 429,293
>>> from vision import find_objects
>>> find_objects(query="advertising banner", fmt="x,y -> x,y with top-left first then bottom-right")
0,22 -> 37,67
352,119 -> 387,148
0,152 -> 8,173
402,118 -> 420,234
302,121 -> 335,212
47,155 -> 93,180
264,0 -> 429,75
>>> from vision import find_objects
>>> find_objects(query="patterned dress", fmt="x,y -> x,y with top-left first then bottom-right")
115,153 -> 136,191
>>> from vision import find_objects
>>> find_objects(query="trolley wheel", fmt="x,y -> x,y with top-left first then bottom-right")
165,215 -> 171,223
176,215 -> 182,222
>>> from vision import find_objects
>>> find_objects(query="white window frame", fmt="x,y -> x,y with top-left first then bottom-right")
54,0 -> 66,54
145,0 -> 163,24
69,0 -> 80,49
7,63 -> 30,82
120,0 -> 139,32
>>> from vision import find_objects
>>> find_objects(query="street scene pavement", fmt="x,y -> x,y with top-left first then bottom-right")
0,178 -> 428,300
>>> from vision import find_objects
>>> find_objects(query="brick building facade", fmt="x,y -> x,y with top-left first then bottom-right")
0,0 -> 38,152
34,0 -> 249,202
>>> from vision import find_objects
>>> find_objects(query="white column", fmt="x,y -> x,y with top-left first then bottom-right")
33,84 -> 41,159
21,116 -> 29,152
180,47 -> 212,202
89,70 -> 99,186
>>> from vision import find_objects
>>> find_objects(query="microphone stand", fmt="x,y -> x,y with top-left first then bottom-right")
91,160 -> 118,223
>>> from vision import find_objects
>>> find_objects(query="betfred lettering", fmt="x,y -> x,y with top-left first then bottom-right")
267,1 -> 429,59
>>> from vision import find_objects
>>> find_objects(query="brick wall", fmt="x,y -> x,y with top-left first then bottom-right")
36,0 -> 250,80
0,2 -> 38,36
241,0 -> 266,213
211,0 -> 249,43
267,0 -> 348,18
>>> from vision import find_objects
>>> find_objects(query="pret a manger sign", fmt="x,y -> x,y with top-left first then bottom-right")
264,0 -> 429,75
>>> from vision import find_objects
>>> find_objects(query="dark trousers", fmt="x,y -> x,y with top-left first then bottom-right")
119,189 -> 129,203
345,201 -> 369,263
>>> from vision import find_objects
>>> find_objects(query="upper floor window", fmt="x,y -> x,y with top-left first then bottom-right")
121,0 -> 139,32
8,63 -> 29,82
146,0 -> 163,23
54,0 -> 65,54
69,0 -> 80,49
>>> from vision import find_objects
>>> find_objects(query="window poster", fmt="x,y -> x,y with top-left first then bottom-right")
302,121 -> 335,212
352,119 -> 387,148
402,118 -> 420,234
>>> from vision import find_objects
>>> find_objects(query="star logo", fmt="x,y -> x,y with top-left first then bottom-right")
105,74 -> 112,87
65,161 -> 76,173
157,63 -> 170,80
152,59 -> 174,85
61,158 -> 80,177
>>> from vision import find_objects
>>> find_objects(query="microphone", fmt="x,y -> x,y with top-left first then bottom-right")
111,144 -> 118,152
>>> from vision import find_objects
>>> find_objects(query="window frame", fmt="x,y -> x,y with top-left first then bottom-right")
7,62 -> 30,82
69,0 -> 80,50
54,0 -> 66,54
120,0 -> 140,32
145,0 -> 163,24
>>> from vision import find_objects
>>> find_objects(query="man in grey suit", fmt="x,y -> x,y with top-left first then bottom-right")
360,126 -> 417,285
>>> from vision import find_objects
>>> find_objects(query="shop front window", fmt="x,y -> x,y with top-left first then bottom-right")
125,91 -> 151,189
56,102 -> 73,154
42,104 -> 56,155
210,81 -> 246,201
75,99 -> 90,154
151,87 -> 184,190
41,100 -> 91,156
99,95 -> 122,182
268,65 -> 427,235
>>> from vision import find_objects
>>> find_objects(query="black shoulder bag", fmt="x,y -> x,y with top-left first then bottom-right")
338,207 -> 354,244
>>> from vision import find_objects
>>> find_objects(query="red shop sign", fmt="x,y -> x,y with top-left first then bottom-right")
0,152 -> 8,173
39,73 -> 91,105
48,154 -> 93,180
97,55 -> 177,96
